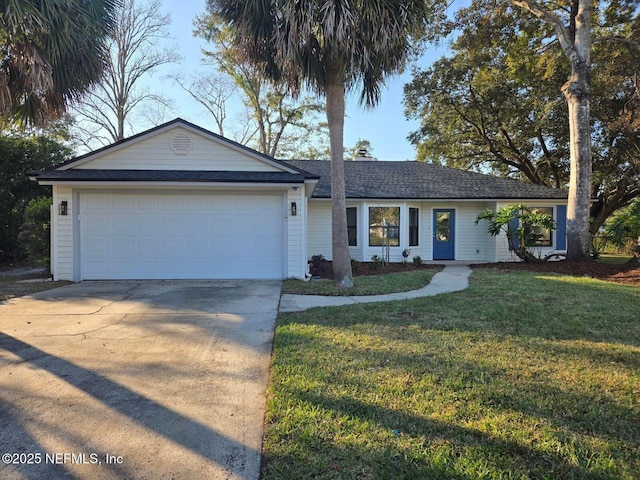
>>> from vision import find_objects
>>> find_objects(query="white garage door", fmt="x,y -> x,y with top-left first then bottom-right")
80,192 -> 284,280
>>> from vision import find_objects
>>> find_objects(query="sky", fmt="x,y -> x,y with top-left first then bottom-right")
152,0 -> 458,161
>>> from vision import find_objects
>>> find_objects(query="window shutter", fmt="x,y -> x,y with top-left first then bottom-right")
556,205 -> 567,250
508,217 -> 519,251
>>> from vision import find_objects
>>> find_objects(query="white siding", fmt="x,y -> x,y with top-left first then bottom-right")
482,202 -> 498,261
305,202 -> 369,262
74,127 -> 282,172
305,200 -> 501,264
447,202 -> 493,262
286,188 -> 306,278
52,186 -> 75,280
307,201 -> 332,260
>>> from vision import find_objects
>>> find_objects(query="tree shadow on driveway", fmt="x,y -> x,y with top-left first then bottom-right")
0,332 -> 261,479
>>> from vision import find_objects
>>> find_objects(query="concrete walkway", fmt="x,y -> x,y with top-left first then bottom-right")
279,264 -> 473,312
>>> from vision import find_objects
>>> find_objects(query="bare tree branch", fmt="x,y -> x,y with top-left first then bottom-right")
71,0 -> 181,148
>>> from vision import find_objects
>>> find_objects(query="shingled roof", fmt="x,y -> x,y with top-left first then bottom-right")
283,160 -> 568,200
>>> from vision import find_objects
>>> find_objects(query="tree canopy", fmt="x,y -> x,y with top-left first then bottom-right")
185,12 -> 327,159
404,0 -> 640,235
0,131 -> 71,261
0,0 -> 118,125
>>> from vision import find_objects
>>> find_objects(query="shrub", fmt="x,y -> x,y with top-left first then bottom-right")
18,197 -> 51,268
309,254 -> 327,277
413,255 -> 422,267
476,204 -> 557,262
602,199 -> 640,256
350,258 -> 360,275
371,254 -> 386,269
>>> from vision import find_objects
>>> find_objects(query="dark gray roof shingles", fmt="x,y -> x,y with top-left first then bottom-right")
283,160 -> 568,200
31,159 -> 567,200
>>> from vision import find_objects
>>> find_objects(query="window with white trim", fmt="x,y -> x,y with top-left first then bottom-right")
369,207 -> 400,246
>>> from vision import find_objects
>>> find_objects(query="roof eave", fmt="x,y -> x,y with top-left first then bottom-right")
309,196 -> 569,201
32,179 -> 310,189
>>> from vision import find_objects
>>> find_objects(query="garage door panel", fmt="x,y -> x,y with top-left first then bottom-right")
137,217 -> 159,231
111,217 -> 136,235
137,195 -> 159,209
112,239 -> 135,255
86,217 -> 110,234
84,193 -> 109,210
85,239 -> 109,255
81,192 -> 284,279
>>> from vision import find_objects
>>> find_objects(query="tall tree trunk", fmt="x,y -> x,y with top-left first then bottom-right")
117,106 -> 125,141
325,68 -> 354,288
564,79 -> 592,260
511,0 -> 593,261
563,0 -> 592,261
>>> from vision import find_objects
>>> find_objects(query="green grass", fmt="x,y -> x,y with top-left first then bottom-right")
263,270 -> 640,479
282,269 -> 439,296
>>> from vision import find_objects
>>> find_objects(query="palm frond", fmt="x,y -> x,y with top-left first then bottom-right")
0,0 -> 120,125
209,0 -> 434,105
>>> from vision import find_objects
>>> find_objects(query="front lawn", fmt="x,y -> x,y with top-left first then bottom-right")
263,270 -> 640,479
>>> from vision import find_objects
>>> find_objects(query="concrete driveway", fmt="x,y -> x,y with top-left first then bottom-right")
0,280 -> 281,480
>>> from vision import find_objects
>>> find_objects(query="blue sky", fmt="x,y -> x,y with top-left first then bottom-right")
155,0 -> 458,161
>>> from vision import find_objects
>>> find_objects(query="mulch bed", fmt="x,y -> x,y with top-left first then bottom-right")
314,258 -> 640,286
473,258 -> 640,286
313,261 -> 443,279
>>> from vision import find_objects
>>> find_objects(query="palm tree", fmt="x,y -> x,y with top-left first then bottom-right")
209,0 -> 439,287
0,0 -> 118,125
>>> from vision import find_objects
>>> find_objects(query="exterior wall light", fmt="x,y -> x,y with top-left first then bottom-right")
59,201 -> 68,216
291,202 -> 297,216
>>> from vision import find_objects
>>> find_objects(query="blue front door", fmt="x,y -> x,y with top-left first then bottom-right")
433,209 -> 455,260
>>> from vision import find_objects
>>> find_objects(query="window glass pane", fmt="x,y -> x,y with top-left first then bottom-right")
347,207 -> 357,225
409,208 -> 419,246
369,207 -> 400,246
525,207 -> 553,247
347,207 -> 357,246
436,212 -> 450,242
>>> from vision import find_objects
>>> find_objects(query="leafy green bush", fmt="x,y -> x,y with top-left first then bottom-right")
602,199 -> 640,255
18,197 -> 52,268
371,254 -> 386,269
413,255 -> 422,267
476,204 -> 557,262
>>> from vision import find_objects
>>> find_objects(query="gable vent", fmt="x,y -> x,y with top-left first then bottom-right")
170,133 -> 192,155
